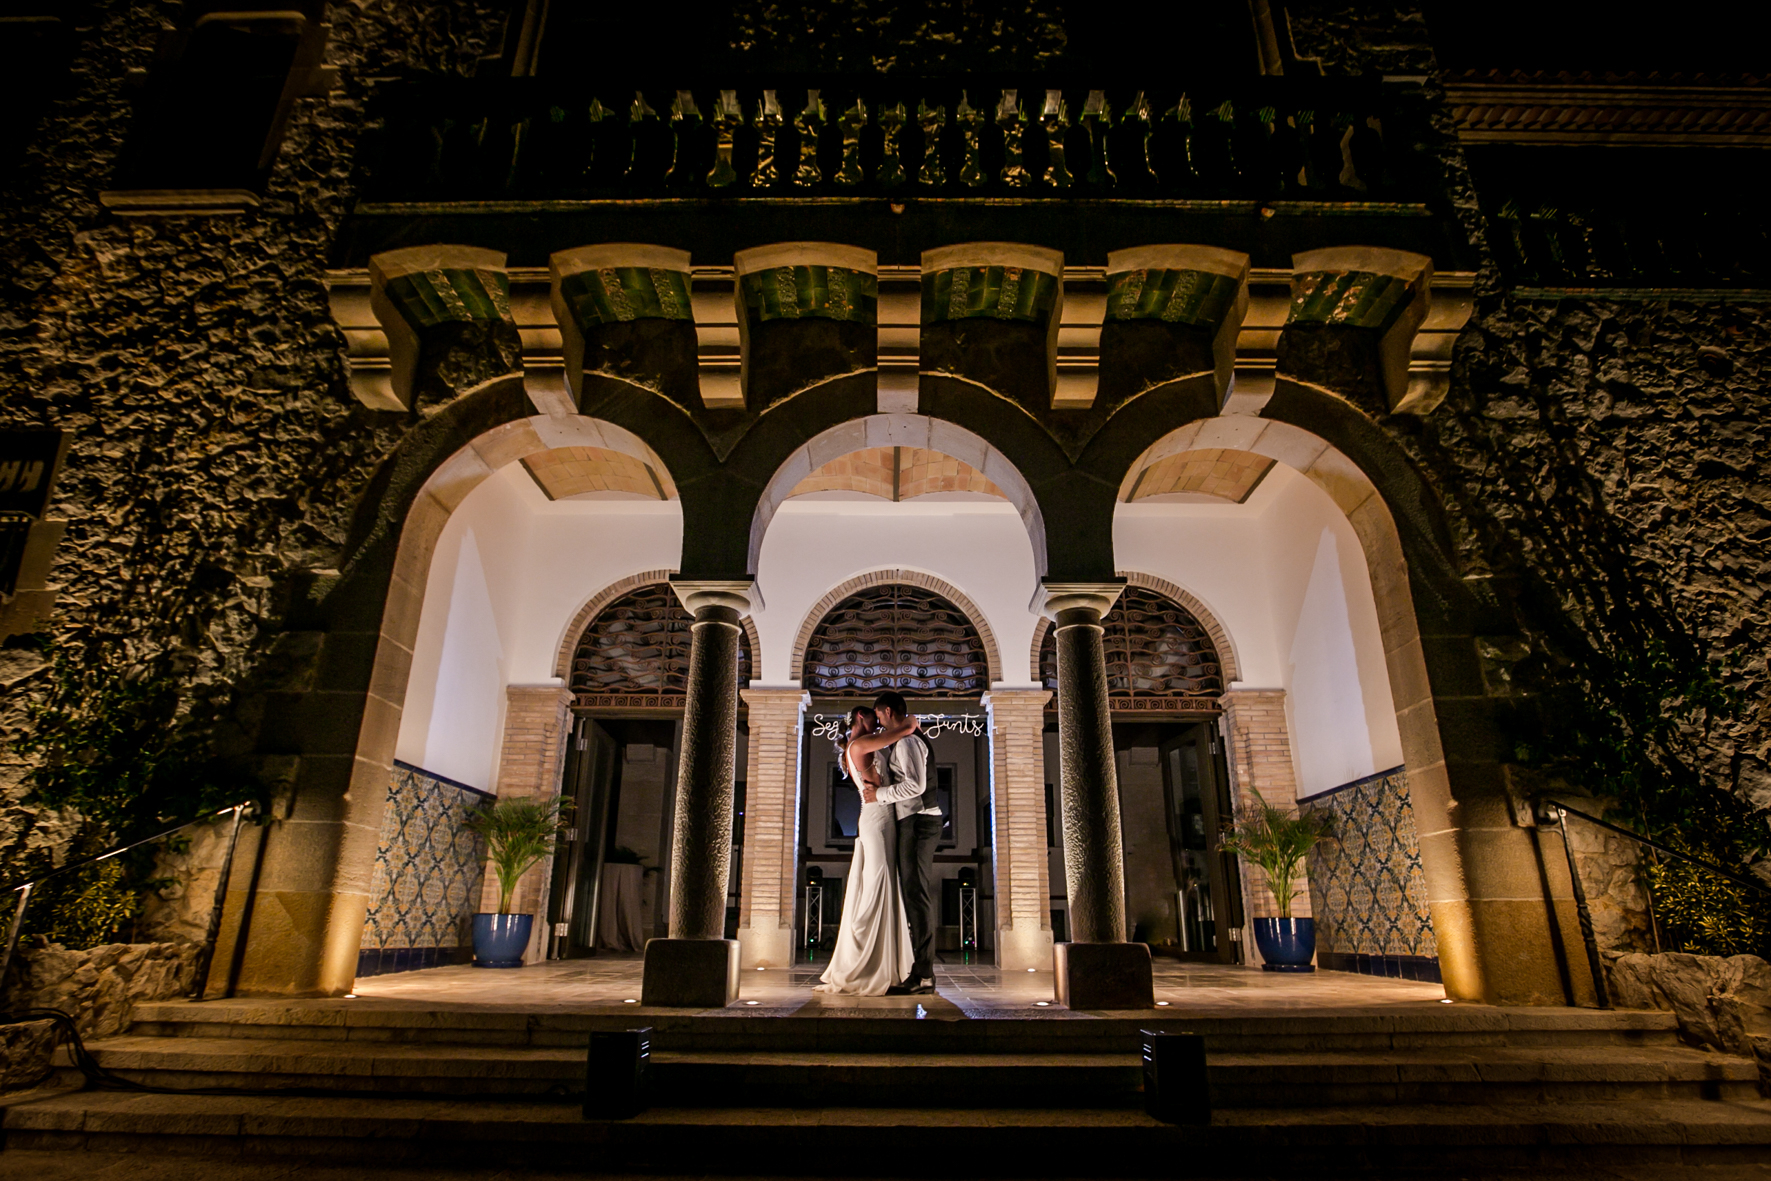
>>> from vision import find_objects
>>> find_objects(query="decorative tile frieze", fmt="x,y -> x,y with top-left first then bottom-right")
922,265 -> 1060,324
1287,270 -> 1417,331
1106,268 -> 1241,326
739,265 -> 878,324
1301,766 -> 1439,975
380,267 -> 513,329
557,266 -> 692,326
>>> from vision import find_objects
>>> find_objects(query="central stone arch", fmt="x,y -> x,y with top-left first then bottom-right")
749,414 -> 1048,578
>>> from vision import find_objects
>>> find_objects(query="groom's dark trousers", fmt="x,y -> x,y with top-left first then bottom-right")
897,813 -> 942,982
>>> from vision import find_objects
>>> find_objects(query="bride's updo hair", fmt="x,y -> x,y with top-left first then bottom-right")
834,705 -> 875,780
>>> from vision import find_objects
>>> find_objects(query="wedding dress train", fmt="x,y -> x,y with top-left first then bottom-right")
814,751 -> 914,996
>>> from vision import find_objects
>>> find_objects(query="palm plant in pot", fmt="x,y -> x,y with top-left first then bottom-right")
1220,789 -> 1334,972
464,795 -> 569,968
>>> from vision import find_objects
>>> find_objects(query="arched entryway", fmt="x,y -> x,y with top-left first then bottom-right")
792,577 -> 995,970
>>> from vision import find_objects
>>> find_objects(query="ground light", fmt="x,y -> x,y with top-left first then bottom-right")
623,998 -> 638,1004
1034,1001 -> 1050,1007
745,1000 -> 760,1005
1156,1001 -> 1170,1006
343,993 -> 357,999
1441,998 -> 1454,1004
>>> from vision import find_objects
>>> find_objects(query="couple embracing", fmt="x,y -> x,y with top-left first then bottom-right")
814,691 -> 940,997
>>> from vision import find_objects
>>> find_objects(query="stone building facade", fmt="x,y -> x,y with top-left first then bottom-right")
2,2 -> 1766,1005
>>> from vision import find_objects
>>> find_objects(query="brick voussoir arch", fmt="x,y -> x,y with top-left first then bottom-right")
554,569 -> 762,684
1025,571 -> 1240,686
790,568 -> 1003,685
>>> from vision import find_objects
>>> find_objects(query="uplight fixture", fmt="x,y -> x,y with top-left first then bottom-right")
622,998 -> 639,1004
1156,1001 -> 1170,1006
1034,1001 -> 1050,1007
1027,968 -> 1036,972
745,1000 -> 760,1006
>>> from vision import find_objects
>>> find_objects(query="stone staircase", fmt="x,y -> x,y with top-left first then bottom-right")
3,999 -> 1767,1174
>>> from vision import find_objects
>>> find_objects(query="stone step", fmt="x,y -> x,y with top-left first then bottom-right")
62,1036 -> 1760,1106
7,1086 -> 1771,1175
128,1000 -> 1684,1055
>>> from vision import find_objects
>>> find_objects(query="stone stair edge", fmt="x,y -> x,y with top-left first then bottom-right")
8,1089 -> 1771,1143
128,1000 -> 1679,1034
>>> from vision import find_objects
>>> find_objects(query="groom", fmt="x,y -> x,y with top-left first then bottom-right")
861,690 -> 939,995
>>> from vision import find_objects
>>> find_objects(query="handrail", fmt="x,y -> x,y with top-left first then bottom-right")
1545,799 -> 1771,899
1,802 -> 256,1003
1540,798 -> 1771,1013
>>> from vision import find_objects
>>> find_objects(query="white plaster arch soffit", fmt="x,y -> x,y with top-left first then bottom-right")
790,567 -> 1005,686
748,414 -> 1049,576
1120,416 -> 1405,562
1026,572 -> 1244,686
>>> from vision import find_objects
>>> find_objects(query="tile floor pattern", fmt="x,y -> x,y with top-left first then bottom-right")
351,953 -> 1448,1014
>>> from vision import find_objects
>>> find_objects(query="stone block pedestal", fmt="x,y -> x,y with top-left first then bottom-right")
1054,941 -> 1155,1010
640,938 -> 741,1007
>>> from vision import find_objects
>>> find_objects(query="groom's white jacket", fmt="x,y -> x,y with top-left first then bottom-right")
873,735 -> 935,820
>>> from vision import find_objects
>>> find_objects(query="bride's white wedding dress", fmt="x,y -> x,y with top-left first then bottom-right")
814,746 -> 914,996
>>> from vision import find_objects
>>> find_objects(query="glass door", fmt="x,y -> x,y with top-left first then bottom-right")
1159,722 -> 1245,964
547,717 -> 616,958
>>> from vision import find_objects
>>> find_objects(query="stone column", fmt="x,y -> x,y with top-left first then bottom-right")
1043,582 -> 1154,1009
982,688 -> 1054,972
483,683 -> 575,966
1221,688 -> 1311,927
640,580 -> 749,1006
735,687 -> 809,969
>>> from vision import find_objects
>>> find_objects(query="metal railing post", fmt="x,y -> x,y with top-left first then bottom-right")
1548,804 -> 1611,1009
188,804 -> 249,1000
1,882 -> 35,1001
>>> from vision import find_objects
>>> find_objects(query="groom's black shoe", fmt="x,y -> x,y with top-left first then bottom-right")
885,983 -> 915,996
909,978 -> 936,995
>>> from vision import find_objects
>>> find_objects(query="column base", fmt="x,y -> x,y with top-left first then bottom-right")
1054,941 -> 1155,1009
996,923 -> 1055,973
640,938 -> 741,1007
736,924 -> 794,970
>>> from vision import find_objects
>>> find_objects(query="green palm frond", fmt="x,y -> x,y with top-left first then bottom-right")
1218,789 -> 1335,919
464,796 -> 571,914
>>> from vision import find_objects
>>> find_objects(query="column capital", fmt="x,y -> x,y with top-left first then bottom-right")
1039,580 -> 1125,622
739,686 -> 809,709
981,687 -> 1053,709
670,578 -> 754,616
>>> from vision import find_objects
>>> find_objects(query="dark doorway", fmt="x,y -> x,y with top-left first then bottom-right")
1109,720 -> 1244,964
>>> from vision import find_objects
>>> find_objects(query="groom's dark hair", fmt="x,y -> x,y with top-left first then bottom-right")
873,690 -> 909,718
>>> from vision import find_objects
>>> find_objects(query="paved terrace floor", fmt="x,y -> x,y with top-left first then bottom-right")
338,955 -> 1449,1016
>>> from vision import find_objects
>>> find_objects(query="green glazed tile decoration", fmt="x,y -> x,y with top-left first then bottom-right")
383,268 -> 513,329
922,265 -> 1060,323
740,265 -> 878,324
1288,270 -> 1415,330
1105,268 -> 1240,326
560,266 -> 694,327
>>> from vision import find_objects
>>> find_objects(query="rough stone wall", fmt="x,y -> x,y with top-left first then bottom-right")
2,940 -> 195,1038
1609,951 -> 1771,1091
1289,6 -> 1771,922
0,2 -> 509,891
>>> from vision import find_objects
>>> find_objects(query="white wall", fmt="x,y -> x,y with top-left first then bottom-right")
1115,464 -> 1403,798
395,464 -> 682,790
753,492 -> 1043,688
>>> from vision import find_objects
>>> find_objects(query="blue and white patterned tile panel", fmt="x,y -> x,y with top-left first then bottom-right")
359,762 -> 491,977
1301,767 -> 1438,967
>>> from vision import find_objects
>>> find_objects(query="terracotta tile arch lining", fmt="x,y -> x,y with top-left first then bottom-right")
1025,572 -> 1239,687
553,569 -> 761,685
789,567 -> 1003,685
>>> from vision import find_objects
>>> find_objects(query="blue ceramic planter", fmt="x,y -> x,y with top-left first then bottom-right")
1252,917 -> 1316,972
472,913 -> 533,968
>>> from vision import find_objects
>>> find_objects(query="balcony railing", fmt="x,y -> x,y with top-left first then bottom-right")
363,75 -> 1426,206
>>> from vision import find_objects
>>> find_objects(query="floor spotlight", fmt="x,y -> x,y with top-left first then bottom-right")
622,998 -> 639,1004
1027,968 -> 1037,972
1034,1001 -> 1050,1007
1156,1001 -> 1170,1006
744,1000 -> 760,1006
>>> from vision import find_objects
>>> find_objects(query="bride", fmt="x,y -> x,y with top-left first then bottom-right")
814,705 -> 920,996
